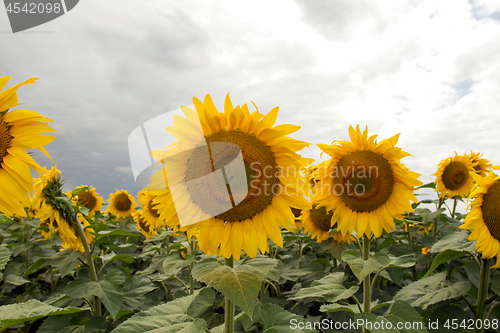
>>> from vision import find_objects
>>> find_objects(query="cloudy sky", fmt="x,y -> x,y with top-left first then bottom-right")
1,0 -> 500,212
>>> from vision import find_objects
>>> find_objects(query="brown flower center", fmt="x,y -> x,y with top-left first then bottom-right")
76,190 -> 97,211
138,215 -> 150,233
185,130 -> 279,222
148,199 -> 160,218
114,193 -> 132,212
0,117 -> 12,167
442,161 -> 469,190
481,181 -> 500,242
332,150 -> 394,212
310,204 -> 334,232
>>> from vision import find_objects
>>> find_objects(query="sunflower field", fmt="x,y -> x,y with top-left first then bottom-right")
2,77 -> 500,333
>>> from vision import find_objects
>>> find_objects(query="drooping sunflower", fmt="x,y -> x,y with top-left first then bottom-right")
149,94 -> 311,261
459,171 -> 500,268
68,185 -> 103,217
132,210 -> 158,238
138,189 -> 163,229
0,76 -> 55,216
468,151 -> 493,177
31,166 -> 94,251
432,153 -> 476,198
105,189 -> 137,219
302,204 -> 354,243
314,125 -> 422,239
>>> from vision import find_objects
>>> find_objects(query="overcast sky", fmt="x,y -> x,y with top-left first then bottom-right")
1,0 -> 500,212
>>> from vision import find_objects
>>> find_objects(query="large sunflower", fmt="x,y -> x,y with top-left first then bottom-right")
432,153 -> 475,198
68,185 -> 103,218
31,166 -> 94,252
149,94 -> 311,261
0,76 -> 55,216
459,171 -> 500,268
468,151 -> 493,177
314,125 -> 421,238
105,189 -> 137,219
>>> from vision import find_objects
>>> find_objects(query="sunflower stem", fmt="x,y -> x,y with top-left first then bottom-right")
474,258 -> 490,333
433,197 -> 444,238
451,198 -> 458,220
362,235 -> 371,333
73,214 -> 101,317
224,256 -> 235,333
189,239 -> 196,295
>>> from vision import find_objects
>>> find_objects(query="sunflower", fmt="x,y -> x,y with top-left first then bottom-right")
138,189 -> 163,229
459,171 -> 500,268
468,151 -> 493,177
432,153 -> 476,198
302,204 -> 354,243
0,76 -> 55,216
132,210 -> 158,238
149,94 -> 311,261
314,125 -> 422,239
68,185 -> 103,217
31,166 -> 94,251
421,247 -> 430,255
105,189 -> 137,218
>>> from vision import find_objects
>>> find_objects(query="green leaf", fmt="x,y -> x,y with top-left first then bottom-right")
243,257 -> 280,281
355,300 -> 428,332
289,272 -> 358,303
419,182 -> 436,189
46,250 -> 81,277
423,249 -> 466,278
96,230 -> 136,240
101,253 -> 135,265
86,280 -> 124,319
110,292 -> 207,333
342,250 -> 391,282
103,268 -> 127,285
64,278 -> 94,299
431,230 -> 476,254
162,255 -> 193,277
191,259 -> 277,319
258,303 -> 317,332
187,288 -> 215,318
393,272 -> 471,309
38,315 -> 107,333
4,274 -> 30,286
387,254 -> 416,268
320,302 -> 359,314
415,208 -> 446,222
23,258 -> 45,277
123,276 -> 157,303
0,245 -> 11,272
0,299 -> 84,332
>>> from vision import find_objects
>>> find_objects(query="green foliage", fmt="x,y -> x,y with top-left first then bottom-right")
356,300 -> 428,332
393,272 -> 471,309
0,299 -> 84,332
191,257 -> 278,319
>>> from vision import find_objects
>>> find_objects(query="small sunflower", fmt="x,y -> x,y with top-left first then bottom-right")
132,210 -> 157,238
68,185 -> 103,217
291,207 -> 303,231
149,94 -> 311,261
105,189 -> 137,218
302,204 -> 354,243
421,247 -> 430,255
468,151 -> 493,177
138,189 -> 163,229
432,153 -> 475,199
31,166 -> 94,252
315,125 -> 422,239
459,171 -> 500,268
0,76 -> 55,216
